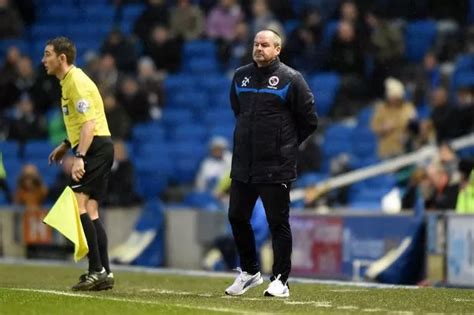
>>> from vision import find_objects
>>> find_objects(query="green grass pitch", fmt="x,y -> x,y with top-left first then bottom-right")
1,263 -> 473,314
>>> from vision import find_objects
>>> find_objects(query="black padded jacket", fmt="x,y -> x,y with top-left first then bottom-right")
229,58 -> 318,183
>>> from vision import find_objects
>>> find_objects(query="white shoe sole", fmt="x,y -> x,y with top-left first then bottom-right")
225,277 -> 264,296
263,290 -> 290,298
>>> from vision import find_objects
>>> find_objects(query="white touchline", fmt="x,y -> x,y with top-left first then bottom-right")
3,288 -> 271,315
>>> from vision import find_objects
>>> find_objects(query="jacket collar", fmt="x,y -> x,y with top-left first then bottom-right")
253,57 -> 280,75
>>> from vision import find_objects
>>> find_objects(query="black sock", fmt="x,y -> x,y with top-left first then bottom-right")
93,218 -> 111,274
80,213 -> 103,273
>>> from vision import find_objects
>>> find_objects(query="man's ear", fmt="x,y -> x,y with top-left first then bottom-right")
276,45 -> 281,56
59,53 -> 67,64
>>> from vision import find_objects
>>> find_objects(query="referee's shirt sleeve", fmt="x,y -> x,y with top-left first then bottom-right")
289,72 -> 319,145
71,84 -> 96,123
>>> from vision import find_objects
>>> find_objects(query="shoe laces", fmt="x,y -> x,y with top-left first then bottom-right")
232,267 -> 252,283
270,274 -> 284,288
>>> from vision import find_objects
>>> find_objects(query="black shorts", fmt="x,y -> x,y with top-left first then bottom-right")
70,136 -> 114,202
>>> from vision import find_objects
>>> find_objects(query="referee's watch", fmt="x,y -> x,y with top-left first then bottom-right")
75,152 -> 86,160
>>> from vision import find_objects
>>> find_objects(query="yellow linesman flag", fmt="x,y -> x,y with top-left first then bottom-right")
43,186 -> 89,261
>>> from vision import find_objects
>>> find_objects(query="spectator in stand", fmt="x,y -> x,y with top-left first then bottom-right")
133,0 -> 169,43
1,56 -> 37,110
407,51 -> 442,106
106,141 -> 141,207
137,56 -> 165,118
366,9 -> 405,97
144,25 -> 182,73
13,163 -> 48,210
250,0 -> 282,36
223,20 -> 253,70
15,0 -> 36,26
329,21 -> 367,118
371,78 -> 416,159
265,0 -> 294,21
285,9 -> 324,72
338,0 -> 369,45
101,29 -> 138,74
116,76 -> 150,124
0,45 -> 21,86
96,54 -> 121,93
0,0 -> 23,39
195,136 -> 232,192
206,0 -> 244,64
7,94 -> 47,141
169,0 -> 205,40
425,158 -> 460,210
47,154 -> 74,202
103,92 -> 131,140
428,87 -> 458,143
455,85 -> 474,137
206,0 -> 244,41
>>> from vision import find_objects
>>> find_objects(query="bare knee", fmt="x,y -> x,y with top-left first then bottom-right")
87,199 -> 100,220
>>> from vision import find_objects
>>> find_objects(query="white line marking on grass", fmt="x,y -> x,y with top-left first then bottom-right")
337,305 -> 359,310
284,301 -> 332,307
4,288 -> 271,315
140,288 -> 214,298
362,308 -> 384,312
454,298 -> 474,302
328,289 -> 369,292
388,312 -> 413,315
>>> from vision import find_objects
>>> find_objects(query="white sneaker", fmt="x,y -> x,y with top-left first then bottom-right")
263,274 -> 289,297
225,267 -> 263,296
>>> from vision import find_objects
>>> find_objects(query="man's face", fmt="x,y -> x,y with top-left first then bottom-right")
253,31 -> 280,66
42,45 -> 62,76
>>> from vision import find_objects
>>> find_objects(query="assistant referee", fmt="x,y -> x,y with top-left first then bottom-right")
43,37 -> 114,291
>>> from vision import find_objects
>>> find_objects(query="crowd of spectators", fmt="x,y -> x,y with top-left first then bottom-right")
0,0 -> 473,211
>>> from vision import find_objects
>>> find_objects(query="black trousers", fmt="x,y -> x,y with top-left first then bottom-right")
228,179 -> 292,282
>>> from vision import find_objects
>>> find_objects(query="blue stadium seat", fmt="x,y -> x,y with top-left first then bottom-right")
452,71 -> 474,90
164,74 -> 198,94
132,122 -> 166,143
122,4 -> 145,21
0,141 -> 19,159
404,20 -> 437,62
3,157 -> 22,190
351,127 -> 377,159
309,72 -> 340,116
161,109 -> 194,128
208,125 -> 234,144
183,40 -> 216,59
203,109 -> 235,126
23,140 -> 55,159
356,106 -> 374,127
324,123 -> 355,142
294,172 -> 328,188
135,174 -> 168,199
167,141 -> 207,161
322,20 -> 339,47
167,90 -> 209,112
170,124 -> 208,142
196,75 -> 231,95
171,157 -> 201,184
135,142 -> 169,158
184,57 -> 220,74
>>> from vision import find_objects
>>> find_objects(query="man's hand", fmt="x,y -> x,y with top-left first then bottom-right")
71,157 -> 85,182
48,143 -> 69,165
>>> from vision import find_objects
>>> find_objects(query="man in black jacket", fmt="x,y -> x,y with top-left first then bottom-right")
224,29 -> 318,298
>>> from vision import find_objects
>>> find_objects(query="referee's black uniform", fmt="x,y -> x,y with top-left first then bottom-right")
229,57 -> 318,283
